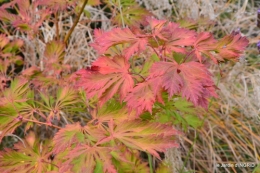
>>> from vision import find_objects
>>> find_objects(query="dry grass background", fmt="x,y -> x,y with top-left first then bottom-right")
5,0 -> 260,172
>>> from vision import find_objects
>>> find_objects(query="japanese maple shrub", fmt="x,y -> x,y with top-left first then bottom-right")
0,0 -> 248,173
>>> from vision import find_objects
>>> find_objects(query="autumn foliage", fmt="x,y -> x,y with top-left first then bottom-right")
0,0 -> 248,173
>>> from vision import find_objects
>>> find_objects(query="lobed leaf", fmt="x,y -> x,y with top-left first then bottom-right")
149,61 -> 218,108
113,6 -> 150,27
215,32 -> 249,60
77,56 -> 134,106
53,123 -> 115,173
124,79 -> 163,115
98,119 -> 179,159
91,28 -> 148,59
192,32 -> 217,63
0,141 -> 53,173
112,147 -> 149,173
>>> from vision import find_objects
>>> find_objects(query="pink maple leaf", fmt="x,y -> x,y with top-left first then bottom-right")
193,32 -> 217,63
91,28 -> 148,59
76,56 -> 134,106
124,79 -> 163,115
149,61 -> 217,108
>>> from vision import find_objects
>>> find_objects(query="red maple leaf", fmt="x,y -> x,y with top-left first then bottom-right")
193,32 -> 217,63
76,56 -> 134,106
91,28 -> 148,59
149,61 -> 218,108
161,22 -> 196,54
215,33 -> 249,60
124,79 -> 163,115
146,18 -> 196,55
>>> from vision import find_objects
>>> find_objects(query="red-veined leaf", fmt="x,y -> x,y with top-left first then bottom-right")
76,56 -> 134,106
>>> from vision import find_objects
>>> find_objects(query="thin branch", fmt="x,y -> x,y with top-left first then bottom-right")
55,12 -> 60,40
64,0 -> 89,44
22,118 -> 61,129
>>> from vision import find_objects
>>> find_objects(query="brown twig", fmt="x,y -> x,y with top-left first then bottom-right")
55,12 -> 60,40
64,0 -> 89,44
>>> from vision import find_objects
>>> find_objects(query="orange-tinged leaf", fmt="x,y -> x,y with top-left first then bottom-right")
53,123 -> 106,154
98,119 -> 179,159
25,131 -> 36,148
0,34 -> 10,49
53,123 -> 115,173
0,140 -> 53,173
59,145 -> 116,173
21,66 -> 41,79
216,33 -> 249,60
44,40 -> 65,60
43,41 -> 68,75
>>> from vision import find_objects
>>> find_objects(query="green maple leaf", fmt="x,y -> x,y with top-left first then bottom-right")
0,140 -> 53,173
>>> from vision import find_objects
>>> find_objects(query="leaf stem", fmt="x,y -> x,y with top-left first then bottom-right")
64,0 -> 89,44
181,50 -> 194,63
131,72 -> 146,82
22,118 -> 61,129
148,153 -> 154,173
118,0 -> 125,27
180,130 -> 197,173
